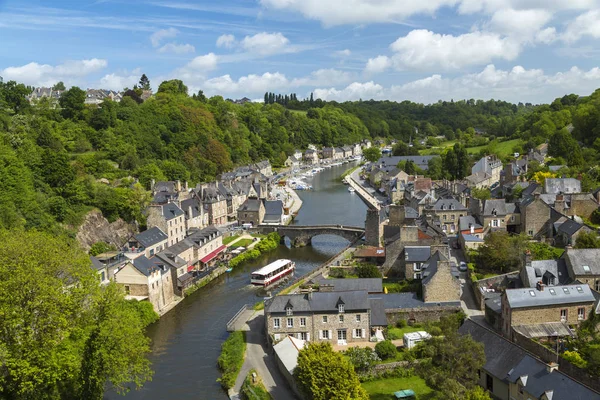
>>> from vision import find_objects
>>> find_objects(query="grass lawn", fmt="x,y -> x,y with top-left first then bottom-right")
289,109 -> 307,115
466,138 -> 523,157
230,238 -> 254,248
387,326 -> 424,339
362,376 -> 435,400
251,233 -> 266,239
223,235 -> 240,245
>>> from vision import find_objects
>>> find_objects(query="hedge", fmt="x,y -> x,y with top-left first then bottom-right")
229,232 -> 280,268
217,331 -> 247,390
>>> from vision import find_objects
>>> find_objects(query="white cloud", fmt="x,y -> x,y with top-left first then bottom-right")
364,55 -> 392,74
150,27 -> 178,47
488,8 -> 553,39
292,68 -> 354,86
458,0 -> 599,15
1,58 -> 108,87
334,49 -> 352,57
240,32 -> 290,55
172,53 -> 219,89
313,64 -> 600,104
158,43 -> 196,54
389,29 -> 521,70
99,72 -> 139,91
259,0 -> 458,26
535,27 -> 557,44
204,72 -> 289,94
216,34 -> 236,48
563,10 -> 600,42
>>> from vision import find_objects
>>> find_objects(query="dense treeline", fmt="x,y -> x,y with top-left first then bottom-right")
3,76 -> 600,234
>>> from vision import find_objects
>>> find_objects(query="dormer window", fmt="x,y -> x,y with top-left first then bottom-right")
338,304 -> 345,313
286,306 -> 293,316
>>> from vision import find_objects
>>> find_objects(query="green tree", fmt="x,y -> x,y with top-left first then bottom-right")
89,241 -> 117,256
345,347 -> 379,373
59,86 -> 86,119
363,146 -> 382,163
374,340 -> 397,360
590,208 -> 600,225
471,187 -> 491,200
0,230 -> 152,399
575,231 -> 600,249
356,263 -> 382,278
52,81 -> 66,91
404,160 -> 416,175
0,80 -> 31,113
392,141 -> 418,156
477,232 -> 528,273
294,342 -> 368,400
138,74 -> 151,91
157,79 -> 188,95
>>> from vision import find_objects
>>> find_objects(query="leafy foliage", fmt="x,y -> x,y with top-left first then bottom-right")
217,331 -> 246,390
355,263 -> 382,278
363,146 -> 381,163
374,340 -> 397,360
476,232 -> 528,273
294,342 -> 368,400
89,241 -> 117,256
345,347 -> 380,373
574,231 -> 600,249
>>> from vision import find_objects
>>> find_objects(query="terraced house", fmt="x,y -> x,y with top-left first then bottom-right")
265,291 -> 386,345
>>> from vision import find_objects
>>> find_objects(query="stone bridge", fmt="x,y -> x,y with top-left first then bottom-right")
258,225 -> 365,247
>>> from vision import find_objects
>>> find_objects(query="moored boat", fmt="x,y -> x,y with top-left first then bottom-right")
251,259 -> 295,286
348,186 -> 355,193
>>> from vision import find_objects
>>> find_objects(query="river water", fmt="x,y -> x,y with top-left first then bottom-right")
111,162 -> 366,400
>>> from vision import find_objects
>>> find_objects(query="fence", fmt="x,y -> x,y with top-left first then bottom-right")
226,304 -> 249,332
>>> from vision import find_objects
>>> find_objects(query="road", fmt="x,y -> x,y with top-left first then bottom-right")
350,167 -> 389,207
448,236 -> 484,317
230,312 -> 296,399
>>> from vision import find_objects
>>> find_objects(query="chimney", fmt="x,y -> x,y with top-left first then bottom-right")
546,362 -> 559,373
188,205 -> 193,220
537,281 -> 545,291
523,249 -> 532,268
534,193 -> 540,200
307,286 -> 313,300
184,181 -> 189,191
176,180 -> 182,192
150,179 -> 156,192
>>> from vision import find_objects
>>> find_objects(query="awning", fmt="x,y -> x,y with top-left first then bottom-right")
187,264 -> 195,272
200,244 -> 227,264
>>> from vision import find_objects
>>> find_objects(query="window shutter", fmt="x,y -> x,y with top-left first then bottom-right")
362,329 -> 366,339
307,333 -> 310,341
319,330 -> 322,339
352,329 -> 356,339
329,330 -> 332,340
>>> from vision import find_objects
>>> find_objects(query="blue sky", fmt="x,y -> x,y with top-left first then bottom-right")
2,0 -> 600,104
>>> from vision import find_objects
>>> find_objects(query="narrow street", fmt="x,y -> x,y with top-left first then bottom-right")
448,236 -> 484,317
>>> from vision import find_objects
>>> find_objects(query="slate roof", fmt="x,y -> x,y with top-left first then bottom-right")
154,251 -> 187,269
483,199 -> 510,216
266,291 -> 370,313
238,198 -> 262,212
371,292 -> 461,309
162,202 -> 184,220
459,215 -> 482,231
164,238 -> 195,255
188,226 -> 221,245
462,234 -> 484,242
317,278 -> 383,293
374,155 -> 438,171
545,178 -> 581,194
505,284 -> 595,309
507,355 -> 600,400
522,182 -> 541,197
131,255 -> 169,276
432,198 -> 467,211
564,248 -> 600,275
134,227 -> 168,247
522,259 -> 570,288
404,246 -> 431,262
368,298 -> 388,326
557,218 -> 584,236
90,256 -> 105,271
421,251 -> 449,285
273,336 -> 305,374
458,319 -> 528,380
404,206 -> 419,219
263,200 -> 283,223
180,197 -> 202,218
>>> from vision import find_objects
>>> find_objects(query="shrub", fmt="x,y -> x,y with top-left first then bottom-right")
125,299 -> 159,327
428,326 -> 443,337
375,340 -> 397,360
345,347 -> 380,373
396,319 -> 407,328
217,331 -> 246,390
356,264 -> 381,278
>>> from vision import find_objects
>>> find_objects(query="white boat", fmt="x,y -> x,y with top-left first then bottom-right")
251,259 -> 295,286
348,186 -> 356,193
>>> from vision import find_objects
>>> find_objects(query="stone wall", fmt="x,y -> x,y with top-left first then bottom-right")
76,209 -> 137,251
365,208 -> 381,247
521,197 -> 551,238
385,305 -> 462,325
423,260 -> 461,303
568,194 -> 599,218
509,303 -> 593,327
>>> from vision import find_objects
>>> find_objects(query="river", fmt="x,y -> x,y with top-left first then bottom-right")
111,162 -> 366,400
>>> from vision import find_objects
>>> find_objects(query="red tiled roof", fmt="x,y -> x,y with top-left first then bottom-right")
200,245 -> 226,264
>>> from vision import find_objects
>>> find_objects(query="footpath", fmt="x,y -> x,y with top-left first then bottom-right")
348,168 -> 380,210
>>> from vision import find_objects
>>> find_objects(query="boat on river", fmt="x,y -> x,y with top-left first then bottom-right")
250,259 -> 295,286
348,186 -> 355,193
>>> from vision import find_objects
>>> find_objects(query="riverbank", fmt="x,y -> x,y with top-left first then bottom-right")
348,167 -> 380,210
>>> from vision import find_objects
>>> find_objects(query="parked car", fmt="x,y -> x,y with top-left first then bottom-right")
459,261 -> 468,272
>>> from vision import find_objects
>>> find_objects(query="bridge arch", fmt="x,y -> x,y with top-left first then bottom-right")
258,225 -> 365,247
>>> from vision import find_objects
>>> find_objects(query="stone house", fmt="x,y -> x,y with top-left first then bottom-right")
180,197 -> 207,231
264,291 -> 378,345
263,200 -> 284,225
458,215 -> 484,237
466,155 -> 502,188
90,256 -> 110,285
322,147 -> 336,159
402,246 -> 432,280
293,149 -> 303,160
459,319 -> 600,400
334,147 -> 345,159
362,139 -> 372,149
424,198 -> 468,234
155,246 -> 192,295
421,247 -> 461,303
353,143 -> 362,156
501,284 -> 596,338
124,227 -> 169,258
284,155 -> 300,168
114,255 -> 175,314
519,194 -> 552,238
304,149 -> 319,164
254,160 -> 273,177
563,248 -> 600,292
471,199 -> 520,234
146,203 -> 186,247
188,226 -> 225,269
197,185 -> 228,226
553,217 -> 593,247
218,181 -> 247,220
237,198 -> 265,226
151,180 -> 190,205
342,145 -> 353,158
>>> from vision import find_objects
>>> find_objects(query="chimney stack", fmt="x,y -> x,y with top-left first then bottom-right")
537,281 -> 545,291
546,362 -> 559,373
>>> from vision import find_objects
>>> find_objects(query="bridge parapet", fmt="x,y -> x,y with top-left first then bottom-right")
257,225 -> 365,247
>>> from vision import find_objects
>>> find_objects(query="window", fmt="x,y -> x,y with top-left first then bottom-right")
124,285 -> 130,294
596,280 -> 600,292
355,328 -> 362,338
529,290 -> 536,297
549,288 -> 556,295
414,272 -> 422,279
451,214 -> 455,220
510,215 -> 515,222
578,308 -> 585,320
414,263 -> 422,271
299,332 -> 308,341
149,249 -> 155,256
583,265 -> 591,273
492,219 -> 499,227
560,309 -> 568,322
300,317 -> 306,327
443,215 -> 447,220
338,304 -> 345,313
273,318 -> 280,329
528,230 -> 534,236
287,318 -> 293,328
339,315 -> 344,323
486,373 -> 493,392
100,271 -> 106,282
286,307 -> 293,316
322,330 -> 330,339
563,287 -> 570,294
356,314 -> 361,322
322,316 -> 328,323
576,286 -> 584,293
